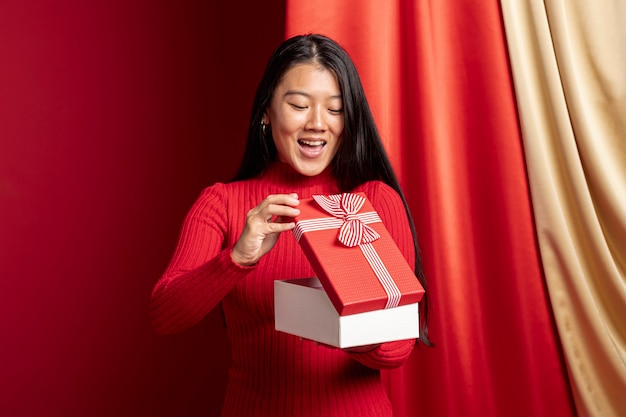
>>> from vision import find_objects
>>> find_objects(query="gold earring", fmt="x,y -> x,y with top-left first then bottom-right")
261,121 -> 268,135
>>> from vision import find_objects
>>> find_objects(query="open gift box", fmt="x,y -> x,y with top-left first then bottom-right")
274,192 -> 424,348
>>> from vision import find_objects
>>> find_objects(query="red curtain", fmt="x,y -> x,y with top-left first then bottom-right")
287,1 -> 576,416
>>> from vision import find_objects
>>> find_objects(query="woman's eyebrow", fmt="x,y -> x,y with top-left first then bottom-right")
284,90 -> 309,98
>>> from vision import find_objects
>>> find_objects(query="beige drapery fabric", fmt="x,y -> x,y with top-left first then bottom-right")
500,1 -> 626,416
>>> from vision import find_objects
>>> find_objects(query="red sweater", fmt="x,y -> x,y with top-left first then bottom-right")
150,162 -> 417,416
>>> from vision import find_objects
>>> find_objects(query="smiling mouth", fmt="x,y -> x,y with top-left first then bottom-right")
298,139 -> 326,148
297,139 -> 326,158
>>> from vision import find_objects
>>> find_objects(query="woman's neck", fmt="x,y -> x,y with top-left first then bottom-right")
261,161 -> 338,193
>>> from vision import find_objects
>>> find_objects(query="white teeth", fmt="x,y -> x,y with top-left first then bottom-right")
299,139 -> 325,146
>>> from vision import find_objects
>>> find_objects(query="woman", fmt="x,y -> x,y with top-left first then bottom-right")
150,34 -> 430,416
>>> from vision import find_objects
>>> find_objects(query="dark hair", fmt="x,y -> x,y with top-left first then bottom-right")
234,34 -> 431,346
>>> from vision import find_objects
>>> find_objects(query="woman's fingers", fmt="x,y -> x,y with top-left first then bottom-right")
255,194 -> 300,218
246,198 -> 300,230
231,194 -> 300,266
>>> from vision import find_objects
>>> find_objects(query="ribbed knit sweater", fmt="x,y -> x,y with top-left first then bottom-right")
150,161 -> 417,416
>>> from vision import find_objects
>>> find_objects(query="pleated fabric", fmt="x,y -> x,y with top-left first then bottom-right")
501,1 -> 626,416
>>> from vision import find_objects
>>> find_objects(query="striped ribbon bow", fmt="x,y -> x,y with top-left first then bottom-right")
312,193 -> 381,247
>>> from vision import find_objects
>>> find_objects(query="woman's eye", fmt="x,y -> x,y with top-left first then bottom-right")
290,104 -> 307,110
329,108 -> 343,114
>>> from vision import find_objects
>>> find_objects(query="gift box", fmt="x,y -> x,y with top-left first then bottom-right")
274,192 -> 424,347
275,278 -> 419,348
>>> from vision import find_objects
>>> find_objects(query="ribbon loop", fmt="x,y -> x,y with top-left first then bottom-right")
312,194 -> 380,247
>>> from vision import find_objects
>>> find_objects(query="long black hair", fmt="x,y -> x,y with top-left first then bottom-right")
234,34 -> 431,346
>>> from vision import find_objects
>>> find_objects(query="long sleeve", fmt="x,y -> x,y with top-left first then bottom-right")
347,181 -> 418,369
150,184 -> 253,335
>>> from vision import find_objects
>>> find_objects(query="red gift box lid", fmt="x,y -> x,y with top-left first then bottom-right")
290,192 -> 425,316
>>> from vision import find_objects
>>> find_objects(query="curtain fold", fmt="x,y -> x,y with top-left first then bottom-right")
501,1 -> 626,416
287,1 -> 576,416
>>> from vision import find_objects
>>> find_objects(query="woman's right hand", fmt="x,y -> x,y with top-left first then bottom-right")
231,193 -> 300,266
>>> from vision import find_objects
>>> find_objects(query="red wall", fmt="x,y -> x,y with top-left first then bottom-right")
0,2 -> 285,415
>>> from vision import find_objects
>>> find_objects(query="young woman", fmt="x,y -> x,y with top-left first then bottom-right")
150,33 -> 429,417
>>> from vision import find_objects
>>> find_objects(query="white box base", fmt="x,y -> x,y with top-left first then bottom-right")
274,278 -> 419,348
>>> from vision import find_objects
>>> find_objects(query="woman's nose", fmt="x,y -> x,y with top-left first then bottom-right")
305,106 -> 326,131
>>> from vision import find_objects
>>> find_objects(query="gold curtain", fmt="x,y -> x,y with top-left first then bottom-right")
501,1 -> 626,416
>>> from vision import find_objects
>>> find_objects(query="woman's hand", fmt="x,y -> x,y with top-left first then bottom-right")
231,193 -> 300,266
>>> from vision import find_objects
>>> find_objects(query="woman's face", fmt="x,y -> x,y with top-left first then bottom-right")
263,63 -> 344,177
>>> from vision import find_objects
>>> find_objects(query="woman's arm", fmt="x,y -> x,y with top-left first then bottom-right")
149,185 -> 253,335
150,186 -> 301,335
